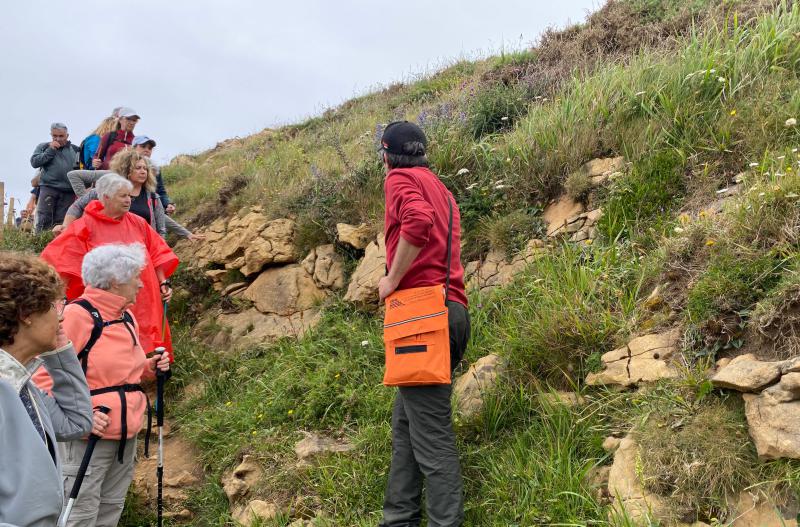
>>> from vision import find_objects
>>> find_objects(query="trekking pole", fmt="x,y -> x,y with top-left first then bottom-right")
154,346 -> 167,527
58,406 -> 111,527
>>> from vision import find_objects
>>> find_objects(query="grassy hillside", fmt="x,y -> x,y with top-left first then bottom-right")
8,0 -> 800,525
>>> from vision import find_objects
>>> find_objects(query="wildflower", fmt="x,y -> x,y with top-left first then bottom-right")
225,401 -> 232,407
699,210 -> 707,218
679,213 -> 690,224
505,157 -> 511,163
730,109 -> 737,116
257,413 -> 263,419
252,431 -> 257,436
335,373 -> 341,379
786,118 -> 798,127
457,168 -> 470,176
788,166 -> 793,172
717,76 -> 726,83
585,239 -> 593,245
706,239 -> 716,246
287,409 -> 294,416
361,340 -> 369,347
774,185 -> 782,191
674,226 -> 685,234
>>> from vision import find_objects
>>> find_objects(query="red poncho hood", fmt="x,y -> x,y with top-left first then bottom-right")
41,200 -> 179,354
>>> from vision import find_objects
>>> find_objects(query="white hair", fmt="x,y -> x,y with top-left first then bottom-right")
95,173 -> 132,200
82,244 -> 146,290
50,122 -> 68,132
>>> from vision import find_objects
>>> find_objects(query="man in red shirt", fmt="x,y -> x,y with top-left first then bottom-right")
377,121 -> 470,527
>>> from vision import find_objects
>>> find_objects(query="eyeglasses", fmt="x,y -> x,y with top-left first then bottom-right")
51,298 -> 67,316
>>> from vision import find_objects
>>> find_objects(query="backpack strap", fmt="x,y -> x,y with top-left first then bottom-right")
96,132 -> 118,163
71,299 -> 104,374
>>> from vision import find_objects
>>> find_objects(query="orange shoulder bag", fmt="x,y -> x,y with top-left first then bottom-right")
383,197 -> 453,386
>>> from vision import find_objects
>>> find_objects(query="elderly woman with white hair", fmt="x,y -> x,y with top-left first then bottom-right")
36,243 -> 170,527
41,173 -> 179,359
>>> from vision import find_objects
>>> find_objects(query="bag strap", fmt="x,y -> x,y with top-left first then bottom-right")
445,194 -> 453,301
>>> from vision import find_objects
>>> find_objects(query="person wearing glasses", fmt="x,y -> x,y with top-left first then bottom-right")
0,252 -> 93,527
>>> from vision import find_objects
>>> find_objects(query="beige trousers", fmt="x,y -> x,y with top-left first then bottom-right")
60,436 -> 137,527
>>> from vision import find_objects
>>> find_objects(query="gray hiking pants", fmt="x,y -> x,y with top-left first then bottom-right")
59,435 -> 137,527
381,301 -> 470,527
35,186 -> 75,232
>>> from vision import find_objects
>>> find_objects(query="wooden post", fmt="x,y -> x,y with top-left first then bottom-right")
6,197 -> 14,229
0,181 -> 5,240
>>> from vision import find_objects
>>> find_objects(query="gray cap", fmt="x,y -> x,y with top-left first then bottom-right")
132,135 -> 156,147
117,107 -> 140,119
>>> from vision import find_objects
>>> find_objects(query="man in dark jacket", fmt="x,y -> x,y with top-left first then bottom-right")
133,135 -> 174,213
30,123 -> 79,232
377,121 -> 470,527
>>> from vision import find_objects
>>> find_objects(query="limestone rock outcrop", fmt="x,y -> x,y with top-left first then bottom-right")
222,455 -> 263,504
132,432 -> 202,515
712,354 -> 800,460
301,245 -> 346,290
607,435 -> 670,524
585,328 -> 682,387
465,240 -> 547,293
244,265 -> 327,316
344,234 -> 386,305
175,207 -> 298,276
542,196 -> 603,243
336,223 -> 374,250
543,196 -> 585,237
294,433 -> 354,462
454,354 -> 506,418
232,500 -> 280,526
729,491 -> 798,527
212,308 -> 322,350
580,156 -> 626,187
711,354 -> 783,392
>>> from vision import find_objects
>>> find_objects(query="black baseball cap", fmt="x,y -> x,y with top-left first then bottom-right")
380,121 -> 427,155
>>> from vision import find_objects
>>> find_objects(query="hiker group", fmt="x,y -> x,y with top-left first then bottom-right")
1,119 -> 472,527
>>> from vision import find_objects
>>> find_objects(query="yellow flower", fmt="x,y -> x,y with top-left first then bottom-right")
257,413 -> 263,420
585,239 -> 593,245
679,213 -> 691,224
706,239 -> 716,246
252,431 -> 257,436
730,109 -> 737,116
335,373 -> 341,379
699,210 -> 706,218
287,409 -> 294,416
225,401 -> 232,407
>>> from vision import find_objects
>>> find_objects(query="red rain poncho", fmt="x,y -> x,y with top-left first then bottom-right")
41,200 -> 179,355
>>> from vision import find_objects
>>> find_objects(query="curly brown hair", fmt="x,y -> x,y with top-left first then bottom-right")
0,252 -> 64,347
109,148 -> 156,192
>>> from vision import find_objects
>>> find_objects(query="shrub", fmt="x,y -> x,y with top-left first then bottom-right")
472,208 -> 545,259
635,396 -> 767,521
598,150 -> 686,243
467,82 -> 530,139
0,229 -> 53,253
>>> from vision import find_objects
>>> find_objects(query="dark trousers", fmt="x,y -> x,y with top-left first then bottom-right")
35,186 -> 74,232
381,301 -> 470,527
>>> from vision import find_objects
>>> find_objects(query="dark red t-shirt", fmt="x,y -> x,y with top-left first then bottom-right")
95,130 -> 135,169
384,166 -> 468,307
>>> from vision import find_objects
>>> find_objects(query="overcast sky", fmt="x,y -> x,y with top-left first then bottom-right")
0,0 -> 599,211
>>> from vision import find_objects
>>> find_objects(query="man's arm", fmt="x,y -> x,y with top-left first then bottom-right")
30,143 -> 55,168
379,237 -> 423,302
